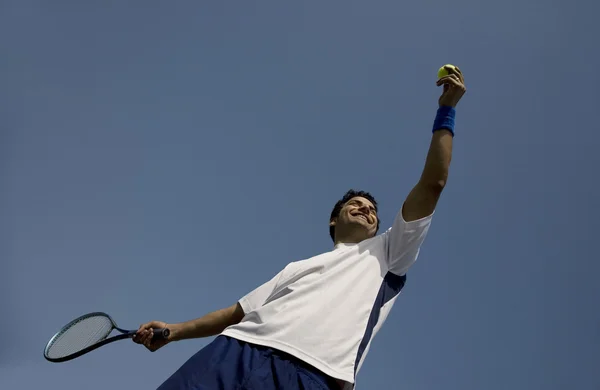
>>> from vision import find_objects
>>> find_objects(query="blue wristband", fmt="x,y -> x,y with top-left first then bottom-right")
432,106 -> 456,136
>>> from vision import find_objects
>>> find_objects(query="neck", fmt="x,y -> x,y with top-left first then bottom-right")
334,231 -> 369,246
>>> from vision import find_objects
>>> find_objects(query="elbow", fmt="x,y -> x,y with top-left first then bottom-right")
432,180 -> 446,195
435,178 -> 447,191
419,178 -> 447,196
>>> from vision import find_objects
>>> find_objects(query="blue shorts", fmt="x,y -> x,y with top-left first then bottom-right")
157,335 -> 339,390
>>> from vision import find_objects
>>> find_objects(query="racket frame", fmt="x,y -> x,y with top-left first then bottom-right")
44,311 -> 169,363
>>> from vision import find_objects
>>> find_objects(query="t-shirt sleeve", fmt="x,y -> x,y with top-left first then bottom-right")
238,269 -> 285,314
384,205 -> 434,276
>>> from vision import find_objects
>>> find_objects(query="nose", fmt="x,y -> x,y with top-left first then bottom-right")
358,204 -> 370,215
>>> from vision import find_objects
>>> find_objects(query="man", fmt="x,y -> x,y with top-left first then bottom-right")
134,66 -> 466,389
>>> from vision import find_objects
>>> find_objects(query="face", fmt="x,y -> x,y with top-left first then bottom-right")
331,196 -> 378,240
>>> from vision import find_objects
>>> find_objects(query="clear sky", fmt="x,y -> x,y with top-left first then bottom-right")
2,2 -> 599,389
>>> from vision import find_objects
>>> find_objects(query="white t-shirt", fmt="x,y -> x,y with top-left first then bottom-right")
221,208 -> 433,388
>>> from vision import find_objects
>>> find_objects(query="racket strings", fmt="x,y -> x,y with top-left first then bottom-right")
46,315 -> 113,359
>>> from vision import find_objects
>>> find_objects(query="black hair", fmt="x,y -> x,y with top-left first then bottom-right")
329,189 -> 379,242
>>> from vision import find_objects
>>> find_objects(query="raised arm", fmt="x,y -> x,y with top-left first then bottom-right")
402,66 -> 466,222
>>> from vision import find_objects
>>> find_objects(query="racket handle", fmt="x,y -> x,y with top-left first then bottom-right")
152,328 -> 170,341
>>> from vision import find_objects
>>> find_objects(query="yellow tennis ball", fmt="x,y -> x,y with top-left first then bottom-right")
437,64 -> 457,79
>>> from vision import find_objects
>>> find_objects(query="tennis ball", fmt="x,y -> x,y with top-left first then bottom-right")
437,64 -> 457,79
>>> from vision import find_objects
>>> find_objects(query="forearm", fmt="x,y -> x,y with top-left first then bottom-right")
170,303 -> 244,342
418,129 -> 453,189
402,119 -> 454,222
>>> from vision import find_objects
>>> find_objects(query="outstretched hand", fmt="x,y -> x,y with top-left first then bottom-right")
132,320 -> 171,352
437,65 -> 466,108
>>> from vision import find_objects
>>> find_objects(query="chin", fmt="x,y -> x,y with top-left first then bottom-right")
363,226 -> 377,238
352,223 -> 375,236
364,230 -> 377,239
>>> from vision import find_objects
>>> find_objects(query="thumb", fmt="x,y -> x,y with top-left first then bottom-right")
146,321 -> 164,329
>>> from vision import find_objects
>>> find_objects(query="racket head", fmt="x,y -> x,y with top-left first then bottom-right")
44,312 -> 119,363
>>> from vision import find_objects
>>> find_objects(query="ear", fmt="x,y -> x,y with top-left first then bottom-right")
329,218 -> 337,227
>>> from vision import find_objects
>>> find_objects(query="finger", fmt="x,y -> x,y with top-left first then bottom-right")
444,65 -> 462,75
146,329 -> 157,345
140,330 -> 152,345
442,66 -> 464,84
137,321 -> 161,338
133,333 -> 143,344
443,65 -> 461,75
136,322 -> 152,337
453,67 -> 465,83
133,326 -> 147,343
436,74 -> 460,86
448,66 -> 464,84
439,74 -> 462,85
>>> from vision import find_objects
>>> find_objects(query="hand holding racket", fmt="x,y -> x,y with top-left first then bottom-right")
133,320 -> 173,352
44,312 -> 170,363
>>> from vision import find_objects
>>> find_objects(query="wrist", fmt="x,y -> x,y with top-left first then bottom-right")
432,106 -> 456,136
168,323 -> 185,342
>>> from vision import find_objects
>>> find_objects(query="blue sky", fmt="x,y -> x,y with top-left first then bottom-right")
2,2 -> 599,389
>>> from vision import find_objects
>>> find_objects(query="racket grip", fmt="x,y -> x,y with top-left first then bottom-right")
152,328 -> 171,341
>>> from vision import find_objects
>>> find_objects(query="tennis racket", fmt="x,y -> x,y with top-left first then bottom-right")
44,311 -> 170,363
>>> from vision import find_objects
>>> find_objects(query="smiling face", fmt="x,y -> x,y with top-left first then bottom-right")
330,196 -> 379,244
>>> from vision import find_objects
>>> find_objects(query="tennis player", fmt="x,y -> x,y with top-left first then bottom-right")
134,66 -> 466,389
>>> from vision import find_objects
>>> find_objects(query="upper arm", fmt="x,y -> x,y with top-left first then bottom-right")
402,181 -> 444,222
385,205 -> 433,275
229,302 -> 246,324
238,268 -> 285,314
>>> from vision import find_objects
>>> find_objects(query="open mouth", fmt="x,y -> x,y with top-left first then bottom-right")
353,214 -> 369,223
